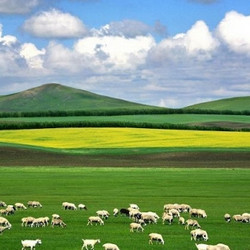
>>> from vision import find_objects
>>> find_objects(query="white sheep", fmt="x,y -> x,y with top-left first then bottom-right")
113,208 -> 119,217
242,213 -> 250,223
0,225 -> 11,234
15,202 -> 27,210
21,217 -> 35,227
81,239 -> 100,250
141,213 -> 157,224
224,213 -> 231,223
0,217 -> 11,227
78,204 -> 87,210
102,243 -> 120,250
162,213 -> 173,225
207,243 -> 230,250
27,201 -> 42,208
195,243 -> 209,250
51,218 -> 66,228
233,214 -> 243,222
169,208 -> 180,218
0,201 -> 7,207
190,229 -> 208,241
52,214 -> 60,219
130,222 -> 144,232
87,216 -> 104,226
129,204 -> 139,210
96,210 -> 110,219
185,219 -> 201,230
178,216 -> 185,225
62,202 -> 77,210
149,233 -> 164,245
21,239 -> 42,250
197,209 -> 207,218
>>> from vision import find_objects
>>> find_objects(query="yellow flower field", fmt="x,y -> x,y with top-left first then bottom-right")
0,128 -> 250,149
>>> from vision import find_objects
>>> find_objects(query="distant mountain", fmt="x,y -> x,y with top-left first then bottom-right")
185,96 -> 250,112
0,83 -> 159,112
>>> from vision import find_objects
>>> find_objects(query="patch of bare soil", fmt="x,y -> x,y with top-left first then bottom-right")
0,146 -> 249,168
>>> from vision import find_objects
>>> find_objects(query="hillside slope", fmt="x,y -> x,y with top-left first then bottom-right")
0,83 -> 158,112
185,96 -> 250,112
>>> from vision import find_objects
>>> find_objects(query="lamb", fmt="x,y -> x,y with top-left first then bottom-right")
102,243 -> 120,250
96,210 -> 110,219
0,225 -> 11,235
21,239 -> 42,250
190,229 -> 208,241
185,219 -> 201,230
178,216 -> 185,225
162,213 -> 173,225
148,233 -> 164,245
27,201 -> 42,208
62,202 -> 77,210
87,216 -> 104,226
21,217 -> 35,227
224,213 -> 231,223
15,202 -> 27,210
0,217 -> 11,227
130,222 -> 144,232
81,239 -> 100,250
78,204 -> 87,210
51,218 -> 66,228
113,208 -> 119,217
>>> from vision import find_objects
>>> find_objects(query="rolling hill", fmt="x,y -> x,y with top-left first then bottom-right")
0,83 -> 159,112
185,96 -> 250,112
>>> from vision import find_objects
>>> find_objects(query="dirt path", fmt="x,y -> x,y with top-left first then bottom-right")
0,146 -> 249,168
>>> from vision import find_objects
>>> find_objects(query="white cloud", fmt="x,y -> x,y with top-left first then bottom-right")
0,0 -> 38,14
75,35 -> 156,70
23,9 -> 88,38
217,11 -> 250,55
0,24 -> 17,46
20,43 -> 45,69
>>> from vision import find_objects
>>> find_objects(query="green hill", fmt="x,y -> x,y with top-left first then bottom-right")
0,83 -> 159,112
185,96 -> 250,112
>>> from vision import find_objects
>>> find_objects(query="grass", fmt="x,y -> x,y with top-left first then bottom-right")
0,128 -> 250,150
1,114 -> 250,125
0,167 -> 249,250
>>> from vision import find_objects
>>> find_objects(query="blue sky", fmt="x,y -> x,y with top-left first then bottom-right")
0,0 -> 250,107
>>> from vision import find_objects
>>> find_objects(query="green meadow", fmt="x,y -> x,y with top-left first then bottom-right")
0,167 -> 249,250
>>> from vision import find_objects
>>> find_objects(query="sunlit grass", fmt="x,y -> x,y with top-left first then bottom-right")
0,128 -> 250,149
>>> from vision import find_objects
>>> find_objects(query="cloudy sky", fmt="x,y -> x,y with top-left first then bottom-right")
0,0 -> 250,108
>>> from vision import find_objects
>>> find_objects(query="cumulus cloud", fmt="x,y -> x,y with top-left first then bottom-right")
148,20 -> 218,64
0,0 -> 38,14
217,11 -> 250,55
23,9 -> 88,38
75,35 -> 156,70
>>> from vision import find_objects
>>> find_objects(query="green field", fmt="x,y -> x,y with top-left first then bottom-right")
0,167 -> 249,250
1,114 -> 250,125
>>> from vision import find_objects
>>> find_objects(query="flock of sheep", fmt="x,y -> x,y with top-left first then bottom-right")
0,200 -> 249,249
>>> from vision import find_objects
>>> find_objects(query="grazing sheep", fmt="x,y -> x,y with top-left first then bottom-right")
5,205 -> 15,215
102,243 -> 120,250
96,210 -> 110,219
0,209 -> 8,216
51,218 -> 66,228
21,239 -> 42,250
197,209 -> 207,218
0,225 -> 11,235
31,217 -> 49,227
180,203 -> 191,213
15,203 -> 27,210
78,204 -> 87,210
0,201 -> 7,207
87,216 -> 104,226
0,217 -> 11,227
129,209 -> 141,219
130,222 -> 144,232
178,216 -> 185,225
113,208 -> 119,217
21,217 -> 35,227
62,202 -> 77,210
185,219 -> 201,230
149,233 -> 164,245
141,213 -> 157,224
162,213 -> 173,225
120,208 -> 130,216
224,213 -> 231,223
242,213 -> 250,223
233,214 -> 243,222
169,208 -> 180,218
27,201 -> 42,208
81,239 -> 100,250
190,229 -> 208,241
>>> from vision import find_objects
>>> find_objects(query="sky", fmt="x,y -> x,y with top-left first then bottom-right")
0,0 -> 250,108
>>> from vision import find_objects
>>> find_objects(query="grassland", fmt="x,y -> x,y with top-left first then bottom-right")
0,167 -> 249,250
